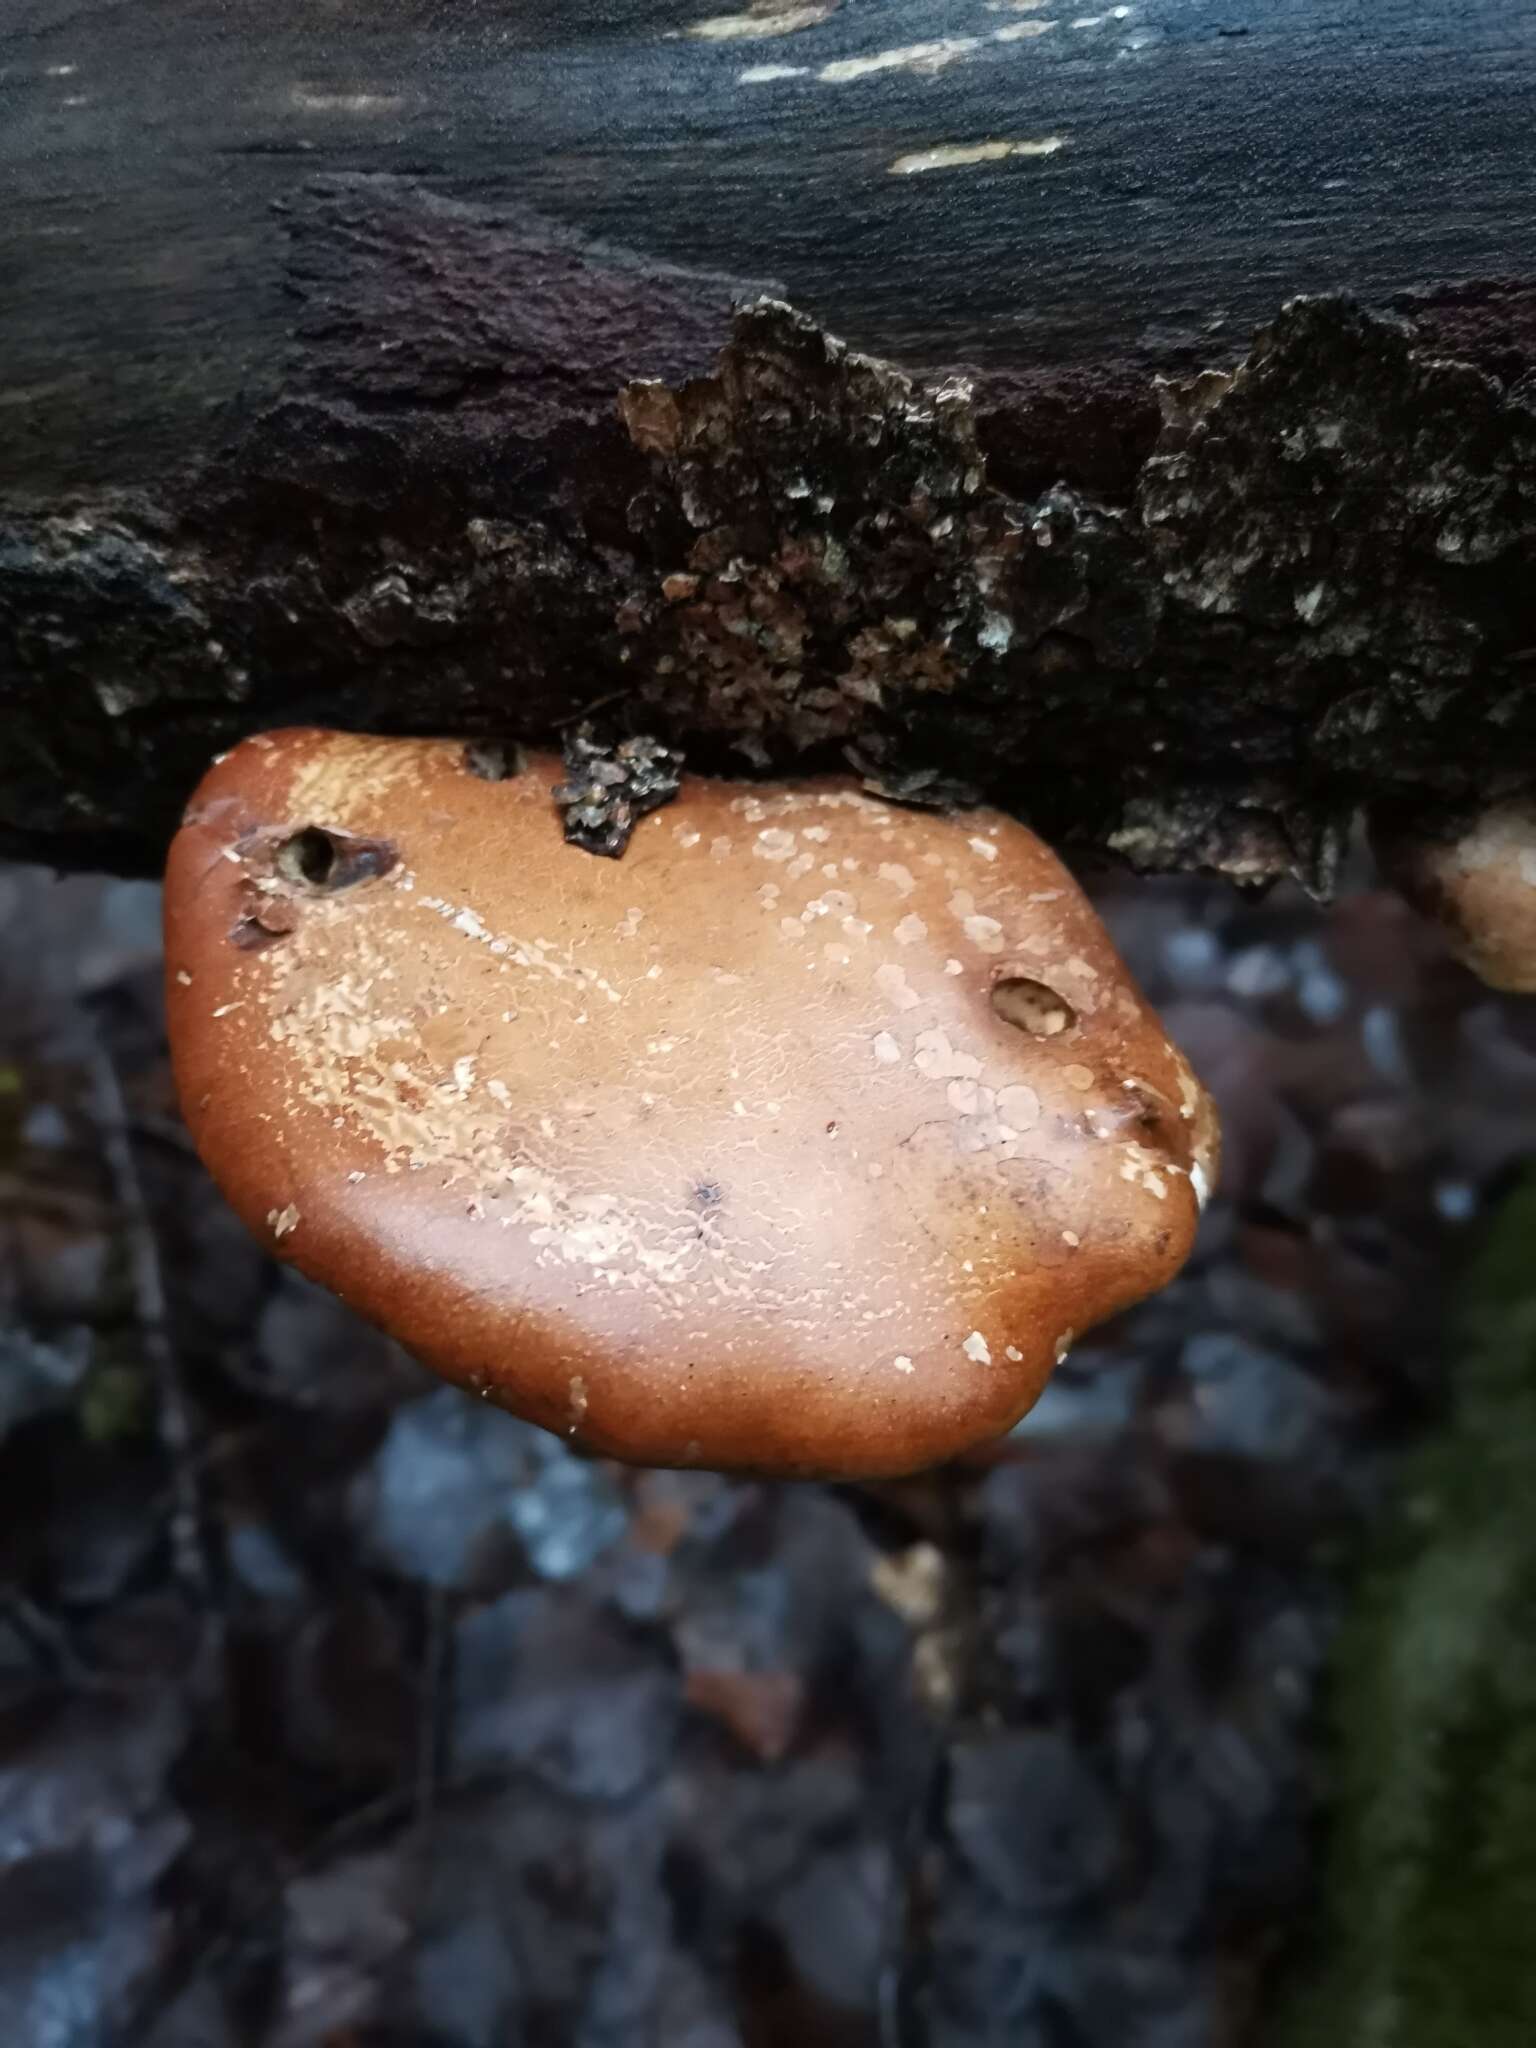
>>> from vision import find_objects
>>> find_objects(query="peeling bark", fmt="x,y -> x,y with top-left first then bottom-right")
2,177 -> 1534,883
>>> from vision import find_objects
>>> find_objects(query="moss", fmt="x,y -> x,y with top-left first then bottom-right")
0,1060 -> 22,1164
77,1355 -> 150,1447
1271,1178 -> 1536,2048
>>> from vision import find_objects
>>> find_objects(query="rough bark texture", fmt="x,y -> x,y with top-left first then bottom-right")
3,175 -> 1535,881
8,0 -> 1533,491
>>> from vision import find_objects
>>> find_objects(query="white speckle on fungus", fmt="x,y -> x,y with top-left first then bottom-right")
875,962 -> 921,1011
995,1084 -> 1041,1130
567,1375 -> 589,1434
964,914 -> 1006,954
913,1028 -> 982,1081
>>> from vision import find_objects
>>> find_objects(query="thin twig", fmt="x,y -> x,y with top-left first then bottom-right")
415,1584 -> 448,1841
86,1034 -> 211,1606
875,1472 -> 975,2048
0,1589 -> 120,1695
553,687 -> 633,729
876,1724 -> 945,2048
119,1782 -> 426,2048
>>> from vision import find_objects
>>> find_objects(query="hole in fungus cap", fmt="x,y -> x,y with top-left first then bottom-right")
273,827 -> 397,892
463,741 -> 525,783
229,825 -> 398,951
276,826 -> 340,887
991,976 -> 1076,1037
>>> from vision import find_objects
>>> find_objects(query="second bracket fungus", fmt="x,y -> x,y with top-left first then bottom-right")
1373,800 -> 1536,994
164,730 -> 1218,1478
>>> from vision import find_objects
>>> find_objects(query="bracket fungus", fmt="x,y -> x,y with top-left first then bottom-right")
1373,800 -> 1536,994
163,730 -> 1218,1478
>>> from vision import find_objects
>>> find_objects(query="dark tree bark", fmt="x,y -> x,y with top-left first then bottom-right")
3,1 -> 1534,876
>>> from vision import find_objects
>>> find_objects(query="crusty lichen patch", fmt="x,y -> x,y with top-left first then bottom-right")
615,300 -> 1155,778
682,2 -> 837,38
607,295 -> 1536,896
889,137 -> 1067,175
8,258 -> 1535,895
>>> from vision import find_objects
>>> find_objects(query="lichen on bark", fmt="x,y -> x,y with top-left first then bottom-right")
614,302 -> 1158,781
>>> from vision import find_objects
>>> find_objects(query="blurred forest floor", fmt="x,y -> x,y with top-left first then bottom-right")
2,851 -> 1535,2048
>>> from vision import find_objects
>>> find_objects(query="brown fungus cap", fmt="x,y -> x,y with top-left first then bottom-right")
163,730 -> 1218,1478
1373,799 -> 1536,994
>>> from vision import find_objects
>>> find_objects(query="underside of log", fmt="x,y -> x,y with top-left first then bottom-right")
3,172 -> 1535,882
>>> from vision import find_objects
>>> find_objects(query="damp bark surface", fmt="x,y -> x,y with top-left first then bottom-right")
2,0 -> 1535,880
5,0 -> 1533,489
